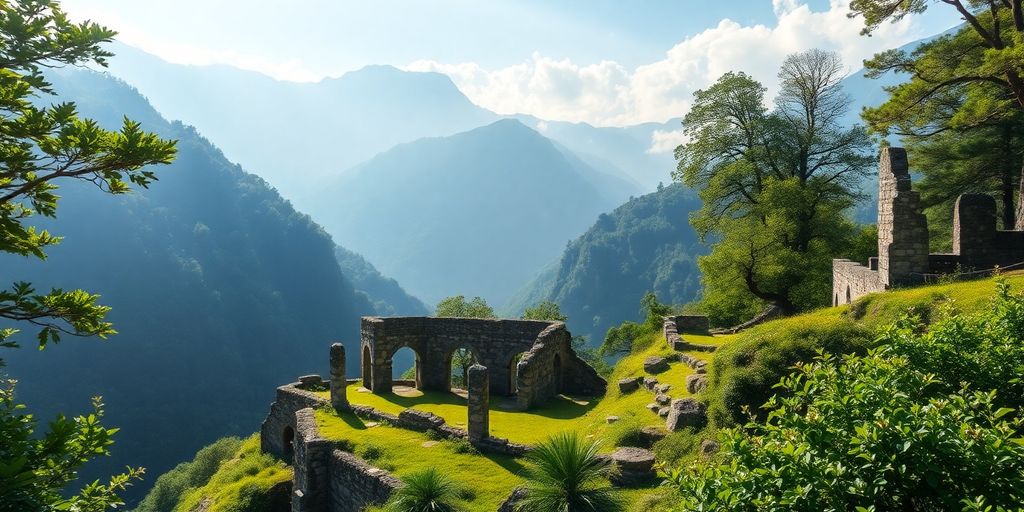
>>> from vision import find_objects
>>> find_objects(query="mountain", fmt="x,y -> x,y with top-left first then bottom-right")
335,246 -> 430,316
504,183 -> 706,343
105,42 -> 498,199
304,119 -> 624,306
0,69 -> 419,503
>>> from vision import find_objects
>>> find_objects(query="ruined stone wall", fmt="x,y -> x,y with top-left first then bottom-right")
513,324 -> 605,409
831,259 -> 883,306
291,408 -> 332,512
327,450 -> 400,512
876,147 -> 930,286
260,383 -> 328,459
360,317 -> 556,395
953,194 -> 1024,271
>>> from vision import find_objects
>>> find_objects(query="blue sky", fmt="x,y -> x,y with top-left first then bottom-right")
62,0 -> 961,126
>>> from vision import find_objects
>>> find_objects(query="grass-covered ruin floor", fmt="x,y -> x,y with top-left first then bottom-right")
313,332 -> 732,510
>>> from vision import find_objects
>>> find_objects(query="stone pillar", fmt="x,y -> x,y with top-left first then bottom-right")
467,364 -> 489,442
953,194 -> 998,268
876,147 -> 930,286
329,343 -> 348,411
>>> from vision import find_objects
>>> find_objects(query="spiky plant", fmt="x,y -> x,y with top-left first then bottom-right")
385,468 -> 463,512
517,432 -> 623,512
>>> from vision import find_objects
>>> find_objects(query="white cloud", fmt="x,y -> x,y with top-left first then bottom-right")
405,0 -> 940,129
648,128 -> 687,154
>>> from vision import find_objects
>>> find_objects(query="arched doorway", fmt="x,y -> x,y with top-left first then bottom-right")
447,346 -> 477,393
508,351 -> 526,395
361,345 -> 372,389
282,426 -> 295,462
845,286 -> 851,305
392,346 -> 421,389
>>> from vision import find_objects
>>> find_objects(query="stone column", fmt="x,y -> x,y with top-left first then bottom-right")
467,364 -> 489,442
329,343 -> 348,411
876,147 -> 930,286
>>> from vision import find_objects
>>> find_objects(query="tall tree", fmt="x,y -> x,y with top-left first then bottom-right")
853,1 -> 1024,227
0,0 -> 175,508
674,50 -> 873,317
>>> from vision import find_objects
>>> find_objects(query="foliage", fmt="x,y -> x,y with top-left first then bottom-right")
674,50 -> 873,316
521,300 -> 568,322
506,183 -> 704,344
0,379 -> 142,512
704,316 -> 874,427
670,349 -> 1024,511
383,468 -> 463,512
172,436 -> 290,512
134,437 -> 242,512
0,0 -> 176,352
600,292 -> 671,356
517,432 -> 622,512
856,3 -> 1024,229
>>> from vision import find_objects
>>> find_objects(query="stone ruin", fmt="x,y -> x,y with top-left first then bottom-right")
259,316 -> 608,512
833,147 -> 1024,305
359,316 -> 606,410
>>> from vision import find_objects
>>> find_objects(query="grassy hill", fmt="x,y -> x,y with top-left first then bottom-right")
138,274 -> 1023,511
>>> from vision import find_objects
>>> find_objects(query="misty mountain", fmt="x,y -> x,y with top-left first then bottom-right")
305,119 -> 625,306
105,42 -> 497,199
1,69 -> 420,503
335,246 -> 430,316
504,183 -> 706,343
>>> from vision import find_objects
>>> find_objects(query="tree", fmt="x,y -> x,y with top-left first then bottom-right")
516,432 -> 621,512
854,4 -> 1024,228
521,300 -> 567,322
674,50 -> 873,316
0,1 -> 175,508
435,296 -> 494,388
384,468 -> 463,512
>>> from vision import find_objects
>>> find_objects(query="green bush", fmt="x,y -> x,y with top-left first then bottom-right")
670,289 -> 1024,511
359,443 -> 386,462
135,437 -> 242,512
606,420 -> 647,448
704,316 -> 873,426
650,430 -> 702,468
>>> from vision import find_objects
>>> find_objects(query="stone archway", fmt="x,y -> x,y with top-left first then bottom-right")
846,286 -> 851,305
447,345 -> 478,392
281,426 -> 295,461
507,351 -> 525,395
391,345 -> 422,390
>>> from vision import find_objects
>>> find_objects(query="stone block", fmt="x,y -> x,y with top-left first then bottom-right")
642,377 -> 659,390
685,374 -> 707,394
654,393 -> 671,405
617,377 -> 640,393
397,409 -> 445,431
610,447 -> 656,487
665,398 -> 707,432
643,356 -> 670,374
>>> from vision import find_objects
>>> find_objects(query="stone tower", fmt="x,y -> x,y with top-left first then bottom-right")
876,147 -> 930,286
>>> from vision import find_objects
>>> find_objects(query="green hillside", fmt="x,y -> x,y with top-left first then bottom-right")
0,68 -> 423,504
140,273 -> 1024,511
505,183 -> 706,344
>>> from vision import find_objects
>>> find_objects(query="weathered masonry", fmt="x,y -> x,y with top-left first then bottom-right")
833,147 -> 1024,305
359,316 -> 606,409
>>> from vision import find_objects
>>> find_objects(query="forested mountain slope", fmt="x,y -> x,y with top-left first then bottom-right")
306,119 -> 625,305
506,183 -> 706,343
0,69 -> 419,503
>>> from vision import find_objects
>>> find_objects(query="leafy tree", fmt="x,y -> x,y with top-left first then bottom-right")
384,468 -> 463,512
599,292 -> 672,356
0,1 -> 175,508
521,300 -> 568,322
516,432 -> 621,512
854,3 -> 1024,229
674,50 -> 873,317
435,296 -> 493,388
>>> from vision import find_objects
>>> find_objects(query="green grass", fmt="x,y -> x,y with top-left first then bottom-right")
173,435 -> 291,512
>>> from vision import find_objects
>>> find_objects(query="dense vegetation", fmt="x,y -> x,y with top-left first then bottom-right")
1,66 -> 422,504
334,246 -> 429,317
671,280 -> 1024,510
507,183 -> 705,343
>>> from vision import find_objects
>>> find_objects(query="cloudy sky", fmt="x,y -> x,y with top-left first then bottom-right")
62,0 -> 962,127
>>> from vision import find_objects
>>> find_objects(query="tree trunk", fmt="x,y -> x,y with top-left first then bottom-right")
1003,164 -> 1016,229
1017,159 -> 1024,231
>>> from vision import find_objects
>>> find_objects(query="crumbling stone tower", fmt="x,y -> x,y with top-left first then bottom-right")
876,147 -> 930,287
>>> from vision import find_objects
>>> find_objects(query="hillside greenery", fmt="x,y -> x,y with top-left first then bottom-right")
506,182 -> 705,343
1,66 -> 420,505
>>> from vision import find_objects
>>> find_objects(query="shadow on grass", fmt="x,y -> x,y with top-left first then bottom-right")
511,394 -> 600,420
483,451 -> 529,476
376,389 -> 467,409
336,410 -> 368,430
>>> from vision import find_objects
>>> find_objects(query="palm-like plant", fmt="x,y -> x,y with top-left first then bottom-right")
385,468 -> 463,512
517,432 -> 623,512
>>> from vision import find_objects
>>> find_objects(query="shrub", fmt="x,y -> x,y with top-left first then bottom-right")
606,419 -> 647,448
384,468 -> 463,512
703,316 -> 873,426
517,432 -> 622,512
670,330 -> 1024,509
135,436 -> 242,512
650,430 -> 702,468
444,437 -> 478,455
359,443 -> 386,462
